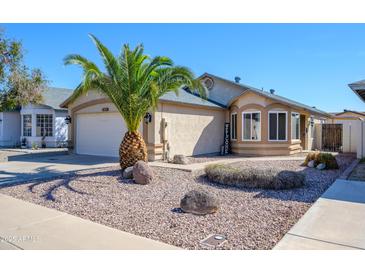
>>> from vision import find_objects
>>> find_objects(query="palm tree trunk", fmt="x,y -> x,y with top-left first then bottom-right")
119,131 -> 148,170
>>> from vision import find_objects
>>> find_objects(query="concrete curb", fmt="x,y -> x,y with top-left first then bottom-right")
339,158 -> 360,180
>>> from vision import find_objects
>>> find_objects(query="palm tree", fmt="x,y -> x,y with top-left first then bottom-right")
64,34 -> 205,169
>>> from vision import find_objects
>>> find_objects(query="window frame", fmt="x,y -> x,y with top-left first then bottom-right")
230,112 -> 238,141
242,111 -> 261,142
22,114 -> 32,137
36,114 -> 54,137
268,111 -> 288,142
291,112 -> 301,141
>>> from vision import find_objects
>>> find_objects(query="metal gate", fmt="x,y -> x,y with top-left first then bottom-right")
322,124 -> 343,152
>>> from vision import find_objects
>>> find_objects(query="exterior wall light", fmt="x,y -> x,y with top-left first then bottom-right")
65,115 -> 72,125
144,112 -> 152,124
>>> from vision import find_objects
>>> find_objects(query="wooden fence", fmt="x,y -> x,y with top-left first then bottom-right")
322,124 -> 343,152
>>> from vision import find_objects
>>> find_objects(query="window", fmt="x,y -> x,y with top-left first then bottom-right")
242,112 -> 261,141
291,112 -> 300,140
268,111 -> 287,141
231,113 -> 237,140
36,114 -> 53,137
23,115 -> 32,137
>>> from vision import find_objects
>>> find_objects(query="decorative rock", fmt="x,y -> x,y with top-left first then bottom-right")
316,163 -> 326,170
133,161 -> 154,185
122,166 -> 134,179
173,154 -> 189,165
180,190 -> 219,215
307,160 -> 315,168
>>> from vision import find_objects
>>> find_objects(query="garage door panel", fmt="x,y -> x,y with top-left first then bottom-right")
76,112 -> 127,157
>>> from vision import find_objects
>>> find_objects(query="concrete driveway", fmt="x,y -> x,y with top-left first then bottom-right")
0,154 -> 119,185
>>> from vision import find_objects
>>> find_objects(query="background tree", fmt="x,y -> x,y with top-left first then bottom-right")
0,28 -> 47,111
64,34 -> 205,169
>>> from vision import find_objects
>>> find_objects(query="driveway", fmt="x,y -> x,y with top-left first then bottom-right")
0,154 -> 119,185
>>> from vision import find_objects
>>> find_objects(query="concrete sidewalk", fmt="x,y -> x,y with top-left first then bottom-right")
0,154 -> 119,186
274,179 -> 365,250
0,194 -> 178,250
149,155 -> 306,173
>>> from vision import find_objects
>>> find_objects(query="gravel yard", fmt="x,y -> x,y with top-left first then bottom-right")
0,154 -> 355,249
186,152 -> 310,164
186,154 -> 240,164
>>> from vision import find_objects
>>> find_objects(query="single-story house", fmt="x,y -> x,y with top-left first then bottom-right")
0,87 -> 73,148
61,73 -> 331,160
328,109 -> 365,120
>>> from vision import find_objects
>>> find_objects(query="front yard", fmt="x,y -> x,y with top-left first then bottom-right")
0,154 -> 355,249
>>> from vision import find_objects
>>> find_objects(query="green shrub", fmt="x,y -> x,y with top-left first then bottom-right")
205,164 -> 305,190
316,153 -> 339,169
303,152 -> 338,169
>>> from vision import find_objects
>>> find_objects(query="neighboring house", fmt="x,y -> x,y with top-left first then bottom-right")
349,80 -> 365,103
349,80 -> 365,158
328,110 -> 365,120
0,87 -> 73,148
0,110 -> 21,147
61,73 -> 331,160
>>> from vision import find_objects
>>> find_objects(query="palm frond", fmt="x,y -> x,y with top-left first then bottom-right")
65,34 -> 202,132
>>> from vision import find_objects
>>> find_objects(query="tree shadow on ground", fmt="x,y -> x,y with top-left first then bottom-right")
0,168 -> 121,202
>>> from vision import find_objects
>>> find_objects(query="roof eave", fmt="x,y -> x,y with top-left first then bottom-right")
349,83 -> 365,103
230,88 -> 332,118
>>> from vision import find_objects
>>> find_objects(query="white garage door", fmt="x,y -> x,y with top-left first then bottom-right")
76,112 -> 128,157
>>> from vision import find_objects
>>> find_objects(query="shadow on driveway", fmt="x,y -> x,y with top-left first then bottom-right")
0,154 -> 119,186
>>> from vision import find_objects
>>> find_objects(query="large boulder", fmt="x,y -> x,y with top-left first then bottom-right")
133,161 -> 154,185
180,190 -> 219,215
122,166 -> 134,179
173,154 -> 189,165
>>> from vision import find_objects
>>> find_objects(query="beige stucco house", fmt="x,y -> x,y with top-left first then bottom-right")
60,73 -> 331,160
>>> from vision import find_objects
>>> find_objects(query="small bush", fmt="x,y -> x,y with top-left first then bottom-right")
205,164 -> 305,190
303,152 -> 338,169
303,151 -> 320,166
316,153 -> 339,169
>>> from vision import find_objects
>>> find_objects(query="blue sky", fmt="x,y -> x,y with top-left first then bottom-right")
2,23 -> 365,112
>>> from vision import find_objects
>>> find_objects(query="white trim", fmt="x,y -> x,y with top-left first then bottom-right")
242,111 -> 261,142
268,111 -> 288,142
291,112 -> 301,141
230,112 -> 237,141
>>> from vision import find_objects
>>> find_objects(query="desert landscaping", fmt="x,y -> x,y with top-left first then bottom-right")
0,154 -> 355,249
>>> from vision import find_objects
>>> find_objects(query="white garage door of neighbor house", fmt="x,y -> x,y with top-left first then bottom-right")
76,112 -> 128,157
